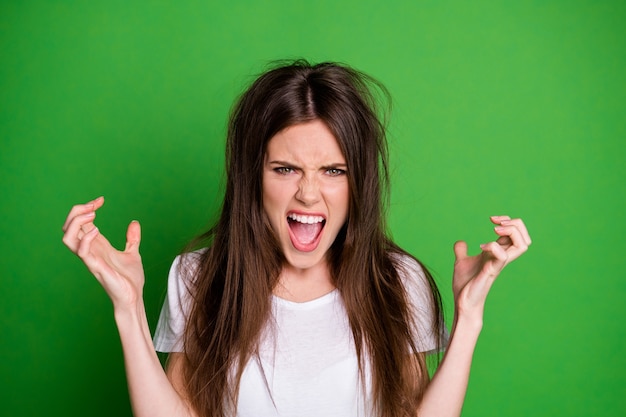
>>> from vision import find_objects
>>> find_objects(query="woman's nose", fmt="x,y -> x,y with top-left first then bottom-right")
295,177 -> 321,206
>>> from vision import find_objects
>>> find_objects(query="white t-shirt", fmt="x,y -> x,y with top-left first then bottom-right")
153,252 -> 446,417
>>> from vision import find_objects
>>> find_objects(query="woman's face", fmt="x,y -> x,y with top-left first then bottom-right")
262,119 -> 349,272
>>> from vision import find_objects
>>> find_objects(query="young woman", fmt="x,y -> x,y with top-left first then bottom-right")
62,61 -> 531,417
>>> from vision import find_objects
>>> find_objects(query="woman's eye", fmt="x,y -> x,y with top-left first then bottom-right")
326,168 -> 346,176
274,167 -> 294,175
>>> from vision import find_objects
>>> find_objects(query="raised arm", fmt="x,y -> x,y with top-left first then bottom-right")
417,216 -> 532,417
62,197 -> 196,417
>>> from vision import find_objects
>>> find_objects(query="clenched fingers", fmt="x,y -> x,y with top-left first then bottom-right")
77,226 -> 100,259
498,218 -> 532,245
479,241 -> 508,273
61,197 -> 104,252
62,197 -> 104,232
62,211 -> 97,252
490,216 -> 531,263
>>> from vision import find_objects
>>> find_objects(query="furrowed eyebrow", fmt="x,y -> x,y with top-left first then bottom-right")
267,161 -> 347,169
321,164 -> 348,170
268,160 -> 300,168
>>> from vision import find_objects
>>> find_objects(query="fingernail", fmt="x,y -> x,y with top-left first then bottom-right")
495,226 -> 504,232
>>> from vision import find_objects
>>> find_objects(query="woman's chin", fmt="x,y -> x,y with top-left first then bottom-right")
282,247 -> 327,272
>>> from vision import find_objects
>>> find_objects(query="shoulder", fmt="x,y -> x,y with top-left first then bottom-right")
166,248 -> 207,296
389,251 -> 447,351
390,251 -> 423,275
389,251 -> 436,313
154,249 -> 208,352
172,248 -> 208,276
171,248 -> 206,275
389,251 -> 428,287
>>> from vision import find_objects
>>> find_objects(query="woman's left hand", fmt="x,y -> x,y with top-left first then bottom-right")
452,216 -> 531,321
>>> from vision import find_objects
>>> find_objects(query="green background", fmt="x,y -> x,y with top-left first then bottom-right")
1,1 -> 624,416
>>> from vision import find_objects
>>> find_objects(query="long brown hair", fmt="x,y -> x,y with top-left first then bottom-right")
179,60 -> 445,416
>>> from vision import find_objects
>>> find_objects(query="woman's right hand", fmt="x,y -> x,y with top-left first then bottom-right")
62,196 -> 145,310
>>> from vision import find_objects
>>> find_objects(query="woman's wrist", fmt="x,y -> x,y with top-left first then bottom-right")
113,298 -> 147,326
451,308 -> 484,336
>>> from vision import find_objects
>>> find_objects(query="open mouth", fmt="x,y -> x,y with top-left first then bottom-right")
287,213 -> 326,251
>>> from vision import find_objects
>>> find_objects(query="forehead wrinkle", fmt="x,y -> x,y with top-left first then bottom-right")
266,133 -> 345,171
265,119 -> 347,175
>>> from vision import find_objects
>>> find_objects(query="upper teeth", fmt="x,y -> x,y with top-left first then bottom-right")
288,213 -> 324,224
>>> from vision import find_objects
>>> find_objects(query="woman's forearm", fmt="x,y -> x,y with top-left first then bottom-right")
417,314 -> 483,417
114,302 -> 196,417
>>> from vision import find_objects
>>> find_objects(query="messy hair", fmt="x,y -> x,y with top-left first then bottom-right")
181,60 -> 445,416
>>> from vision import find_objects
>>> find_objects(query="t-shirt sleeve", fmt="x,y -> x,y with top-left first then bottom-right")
153,253 -> 199,353
395,254 -> 449,353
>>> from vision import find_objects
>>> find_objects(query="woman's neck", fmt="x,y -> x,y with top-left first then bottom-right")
273,260 -> 335,302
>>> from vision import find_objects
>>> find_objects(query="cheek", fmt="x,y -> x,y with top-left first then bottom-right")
327,184 -> 350,215
262,181 -> 289,221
